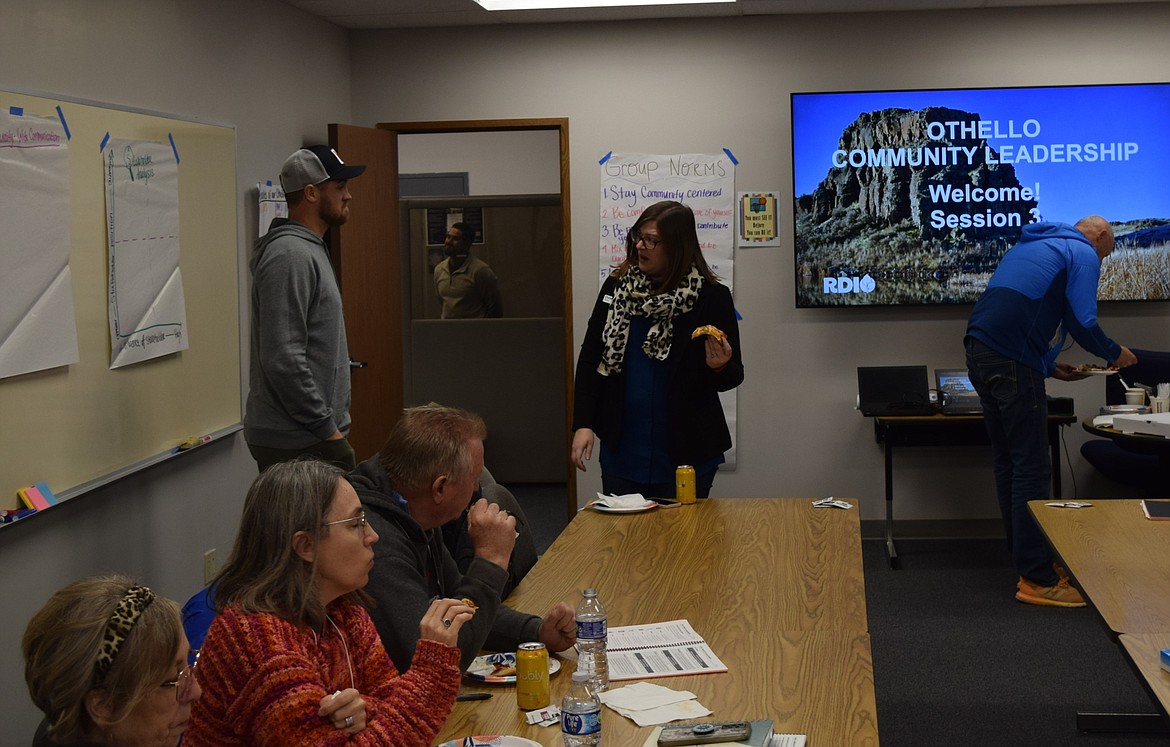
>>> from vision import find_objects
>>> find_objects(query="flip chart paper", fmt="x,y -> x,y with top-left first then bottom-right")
105,138 -> 188,368
0,109 -> 80,379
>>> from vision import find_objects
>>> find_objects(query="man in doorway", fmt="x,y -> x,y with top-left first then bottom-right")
433,222 -> 503,319
348,403 -> 575,673
965,215 -> 1137,607
244,145 -> 365,471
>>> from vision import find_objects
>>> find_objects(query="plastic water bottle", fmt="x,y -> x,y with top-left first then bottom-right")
561,670 -> 602,747
575,587 -> 608,691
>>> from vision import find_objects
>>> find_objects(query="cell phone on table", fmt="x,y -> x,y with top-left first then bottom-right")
658,721 -> 752,746
649,497 -> 681,508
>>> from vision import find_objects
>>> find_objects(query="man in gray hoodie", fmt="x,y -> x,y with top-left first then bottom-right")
244,146 -> 365,471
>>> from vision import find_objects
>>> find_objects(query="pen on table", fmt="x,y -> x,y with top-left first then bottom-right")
456,692 -> 492,701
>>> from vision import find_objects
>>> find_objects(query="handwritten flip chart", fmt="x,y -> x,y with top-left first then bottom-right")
105,138 -> 188,368
0,108 -> 80,379
258,180 -> 287,237
598,152 -> 736,289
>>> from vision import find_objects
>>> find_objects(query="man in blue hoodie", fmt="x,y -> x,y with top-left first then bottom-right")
244,146 -> 365,471
965,216 -> 1137,607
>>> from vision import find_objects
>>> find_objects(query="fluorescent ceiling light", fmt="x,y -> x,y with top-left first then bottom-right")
474,0 -> 735,9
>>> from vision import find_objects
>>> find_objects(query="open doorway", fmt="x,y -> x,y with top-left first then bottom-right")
332,119 -> 576,520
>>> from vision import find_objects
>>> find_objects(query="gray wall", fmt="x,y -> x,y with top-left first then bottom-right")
0,0 -> 351,739
349,5 -> 1170,518
4,0 -> 1170,739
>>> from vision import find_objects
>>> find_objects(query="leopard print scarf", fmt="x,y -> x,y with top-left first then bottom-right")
598,265 -> 703,376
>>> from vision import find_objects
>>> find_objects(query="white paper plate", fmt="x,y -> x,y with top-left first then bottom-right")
1078,368 -> 1118,375
437,737 -> 543,747
589,500 -> 658,514
464,652 -> 561,683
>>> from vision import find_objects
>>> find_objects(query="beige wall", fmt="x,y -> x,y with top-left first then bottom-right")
349,5 -> 1170,519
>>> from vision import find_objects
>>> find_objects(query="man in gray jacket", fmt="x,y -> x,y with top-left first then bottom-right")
244,146 -> 365,471
348,403 -> 576,673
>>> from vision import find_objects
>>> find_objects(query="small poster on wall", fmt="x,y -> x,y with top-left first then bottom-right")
737,191 -> 782,247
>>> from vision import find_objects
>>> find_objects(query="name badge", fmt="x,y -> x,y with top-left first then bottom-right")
602,294 -> 613,305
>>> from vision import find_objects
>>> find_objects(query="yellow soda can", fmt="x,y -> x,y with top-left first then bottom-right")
676,465 -> 697,504
515,642 -> 550,710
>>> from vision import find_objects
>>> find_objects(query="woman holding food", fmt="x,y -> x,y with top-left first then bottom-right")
571,200 -> 744,499
183,459 -> 473,746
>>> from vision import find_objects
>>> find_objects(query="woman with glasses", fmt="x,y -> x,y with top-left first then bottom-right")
23,575 -> 201,746
184,459 -> 472,746
572,200 -> 745,499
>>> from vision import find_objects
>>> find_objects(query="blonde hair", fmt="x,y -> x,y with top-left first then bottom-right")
23,575 -> 181,742
379,403 -> 487,494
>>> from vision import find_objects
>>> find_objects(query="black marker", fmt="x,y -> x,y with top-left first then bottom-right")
456,692 -> 492,702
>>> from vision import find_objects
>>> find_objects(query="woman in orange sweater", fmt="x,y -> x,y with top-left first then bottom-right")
184,459 -> 474,746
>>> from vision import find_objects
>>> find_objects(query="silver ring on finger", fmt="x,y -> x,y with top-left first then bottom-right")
345,715 -> 354,728
442,617 -> 452,627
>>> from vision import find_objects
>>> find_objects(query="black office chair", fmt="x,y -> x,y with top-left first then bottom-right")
1080,348 -> 1170,493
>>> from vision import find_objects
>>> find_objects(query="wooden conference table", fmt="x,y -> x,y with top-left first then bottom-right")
434,498 -> 879,746
1029,499 -> 1170,731
873,412 -> 1076,568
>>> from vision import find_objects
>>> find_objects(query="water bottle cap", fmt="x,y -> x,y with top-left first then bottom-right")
583,588 -> 597,596
572,671 -> 590,682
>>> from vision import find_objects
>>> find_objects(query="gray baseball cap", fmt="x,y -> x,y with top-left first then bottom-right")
279,145 -> 366,193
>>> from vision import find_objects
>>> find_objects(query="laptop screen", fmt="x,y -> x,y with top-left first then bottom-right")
857,365 -> 931,415
935,369 -> 981,408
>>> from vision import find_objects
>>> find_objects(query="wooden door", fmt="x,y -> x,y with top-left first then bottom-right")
329,124 -> 401,461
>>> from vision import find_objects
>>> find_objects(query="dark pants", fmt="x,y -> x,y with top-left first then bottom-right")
602,468 -> 717,501
965,337 -> 1057,586
246,437 -> 357,473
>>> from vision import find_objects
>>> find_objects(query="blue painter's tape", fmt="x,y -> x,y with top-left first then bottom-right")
9,106 -> 23,116
99,132 -> 110,152
735,307 -> 743,321
56,105 -> 71,140
266,180 -> 272,187
723,148 -> 739,166
169,133 -> 179,163
598,151 -> 613,165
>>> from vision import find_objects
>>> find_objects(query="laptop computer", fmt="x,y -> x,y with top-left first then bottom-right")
935,368 -> 983,415
857,365 -> 935,416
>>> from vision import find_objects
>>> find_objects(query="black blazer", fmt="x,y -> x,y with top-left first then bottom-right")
572,274 -> 744,466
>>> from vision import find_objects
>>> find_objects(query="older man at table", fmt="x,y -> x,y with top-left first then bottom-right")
348,403 -> 575,672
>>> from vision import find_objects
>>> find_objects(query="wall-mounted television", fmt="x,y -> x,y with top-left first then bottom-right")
791,83 -> 1170,307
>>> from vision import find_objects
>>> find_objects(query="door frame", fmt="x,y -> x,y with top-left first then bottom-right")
378,118 -> 576,518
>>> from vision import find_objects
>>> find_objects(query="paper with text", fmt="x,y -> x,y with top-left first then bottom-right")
0,108 -> 80,378
607,619 -> 728,681
105,138 -> 187,368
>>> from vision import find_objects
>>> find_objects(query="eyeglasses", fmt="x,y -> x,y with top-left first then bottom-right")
322,510 -> 369,532
630,230 -> 662,250
161,650 -> 199,702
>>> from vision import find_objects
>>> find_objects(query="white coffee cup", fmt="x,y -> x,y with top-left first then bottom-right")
1125,388 -> 1146,406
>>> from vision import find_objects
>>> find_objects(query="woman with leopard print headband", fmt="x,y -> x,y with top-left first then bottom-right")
23,575 -> 200,747
572,200 -> 745,499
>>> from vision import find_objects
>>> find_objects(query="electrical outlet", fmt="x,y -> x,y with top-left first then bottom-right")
203,548 -> 217,586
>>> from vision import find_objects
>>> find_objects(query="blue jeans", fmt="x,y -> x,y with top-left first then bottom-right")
965,337 -> 1057,586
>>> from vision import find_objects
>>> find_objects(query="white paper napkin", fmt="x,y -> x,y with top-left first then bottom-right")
598,682 -> 711,726
593,492 -> 650,509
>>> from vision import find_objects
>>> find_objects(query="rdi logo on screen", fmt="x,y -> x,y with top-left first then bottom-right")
824,274 -> 877,294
